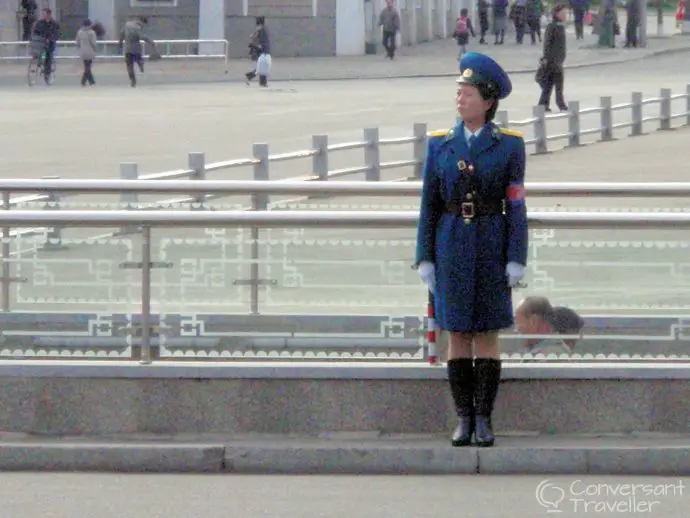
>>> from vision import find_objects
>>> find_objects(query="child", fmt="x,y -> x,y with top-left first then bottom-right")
453,9 -> 476,60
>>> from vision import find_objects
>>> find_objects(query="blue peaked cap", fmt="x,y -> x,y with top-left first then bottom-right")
457,52 -> 512,100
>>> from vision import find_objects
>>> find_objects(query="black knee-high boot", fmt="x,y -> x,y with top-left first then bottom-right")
474,358 -> 502,447
447,358 -> 475,447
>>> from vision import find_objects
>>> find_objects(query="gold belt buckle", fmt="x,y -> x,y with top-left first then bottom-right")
461,202 -> 475,219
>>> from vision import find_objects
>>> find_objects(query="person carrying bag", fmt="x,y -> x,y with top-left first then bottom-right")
244,16 -> 271,87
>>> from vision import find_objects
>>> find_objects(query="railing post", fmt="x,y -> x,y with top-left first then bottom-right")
413,123 -> 427,180
567,100 -> 581,147
532,105 -> 548,154
686,84 -> 690,127
312,135 -> 329,181
660,88 -> 672,131
1,192 -> 10,313
250,143 -> 269,315
495,110 -> 509,129
139,226 -> 152,365
188,152 -> 206,208
364,127 -> 380,182
630,91 -> 643,137
119,163 -> 139,234
41,175 -> 64,251
600,96 -> 613,141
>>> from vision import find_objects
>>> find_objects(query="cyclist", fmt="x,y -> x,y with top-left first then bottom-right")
31,8 -> 61,83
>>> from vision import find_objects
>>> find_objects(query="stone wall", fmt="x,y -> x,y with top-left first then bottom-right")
114,0 -> 198,40
226,0 -> 336,58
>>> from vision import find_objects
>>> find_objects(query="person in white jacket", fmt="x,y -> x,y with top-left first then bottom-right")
76,19 -> 97,86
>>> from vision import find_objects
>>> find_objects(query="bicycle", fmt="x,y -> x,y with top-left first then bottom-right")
27,45 -> 56,87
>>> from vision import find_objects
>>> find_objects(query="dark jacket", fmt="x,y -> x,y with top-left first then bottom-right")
249,26 -> 270,59
543,20 -> 566,66
32,19 -> 61,42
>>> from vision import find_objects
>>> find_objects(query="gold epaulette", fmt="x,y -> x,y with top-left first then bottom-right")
499,128 -> 524,138
428,129 -> 449,138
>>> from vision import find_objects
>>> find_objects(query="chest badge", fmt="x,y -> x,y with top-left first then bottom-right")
457,160 -> 467,172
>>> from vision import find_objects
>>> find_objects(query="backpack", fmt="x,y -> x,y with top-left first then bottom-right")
456,16 -> 469,35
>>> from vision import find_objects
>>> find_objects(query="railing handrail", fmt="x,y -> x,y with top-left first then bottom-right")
0,38 -> 230,46
0,210 -> 689,229
4,179 -> 690,197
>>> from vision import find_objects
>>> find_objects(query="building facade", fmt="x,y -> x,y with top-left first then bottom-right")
5,0 -> 470,57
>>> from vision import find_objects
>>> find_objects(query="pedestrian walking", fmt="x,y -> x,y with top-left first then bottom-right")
477,0 -> 490,43
537,4 -> 569,112
492,0 -> 508,44
415,52 -> 528,448
598,0 -> 618,48
118,16 -> 158,88
513,0 -> 528,43
526,0 -> 544,43
453,9 -> 476,60
20,0 -> 38,41
624,0 -> 640,47
378,0 -> 401,59
76,19 -> 97,86
245,16 -> 271,87
570,0 -> 589,39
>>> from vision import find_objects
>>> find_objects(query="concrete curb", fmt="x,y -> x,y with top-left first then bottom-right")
264,44 -> 690,83
0,443 -> 225,472
3,441 -> 690,474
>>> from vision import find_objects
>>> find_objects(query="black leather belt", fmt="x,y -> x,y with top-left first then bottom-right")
446,198 -> 505,219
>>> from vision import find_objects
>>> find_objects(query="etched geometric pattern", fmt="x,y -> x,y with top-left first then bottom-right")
1,205 -> 689,360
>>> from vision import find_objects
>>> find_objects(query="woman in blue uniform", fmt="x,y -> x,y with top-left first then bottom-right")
415,53 -> 528,448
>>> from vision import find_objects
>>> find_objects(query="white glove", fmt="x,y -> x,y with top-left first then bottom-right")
506,262 -> 525,288
417,261 -> 436,294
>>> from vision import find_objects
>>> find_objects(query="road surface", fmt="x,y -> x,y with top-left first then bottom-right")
2,474 -> 688,517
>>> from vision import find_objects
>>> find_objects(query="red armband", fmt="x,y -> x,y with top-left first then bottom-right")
507,183 -> 525,201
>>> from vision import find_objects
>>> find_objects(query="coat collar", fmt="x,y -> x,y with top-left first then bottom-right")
446,121 -> 502,157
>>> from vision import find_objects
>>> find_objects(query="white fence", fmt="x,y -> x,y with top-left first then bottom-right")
0,39 -> 229,64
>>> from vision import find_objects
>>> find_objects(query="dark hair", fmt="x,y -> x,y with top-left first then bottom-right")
460,8 -> 469,16
43,8 -> 51,14
553,4 -> 567,15
256,16 -> 265,25
549,306 -> 585,335
82,19 -> 92,27
474,82 -> 500,121
139,16 -> 149,24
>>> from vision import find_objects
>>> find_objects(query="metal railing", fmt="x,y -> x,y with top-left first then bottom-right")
0,208 -> 687,364
2,178 -> 689,315
13,84 -> 690,225
502,86 -> 690,154
0,39 -> 229,65
1,179 -> 690,363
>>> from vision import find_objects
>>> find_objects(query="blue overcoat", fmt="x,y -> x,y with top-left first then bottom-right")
415,122 -> 528,333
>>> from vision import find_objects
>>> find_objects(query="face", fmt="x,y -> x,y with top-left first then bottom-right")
43,11 -> 51,20
386,0 -> 393,7
456,83 -> 493,123
555,8 -> 566,21
514,302 -> 540,335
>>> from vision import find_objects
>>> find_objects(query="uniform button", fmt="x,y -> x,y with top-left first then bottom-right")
466,193 -> 473,200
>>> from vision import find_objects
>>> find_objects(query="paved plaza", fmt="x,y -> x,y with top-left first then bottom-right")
2,473 -> 689,517
0,13 -> 685,86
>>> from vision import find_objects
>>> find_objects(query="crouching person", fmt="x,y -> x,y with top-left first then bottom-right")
415,53 -> 529,447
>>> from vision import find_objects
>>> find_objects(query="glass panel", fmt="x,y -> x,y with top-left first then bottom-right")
153,225 -> 426,360
1,209 -> 689,362
3,223 -> 140,360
